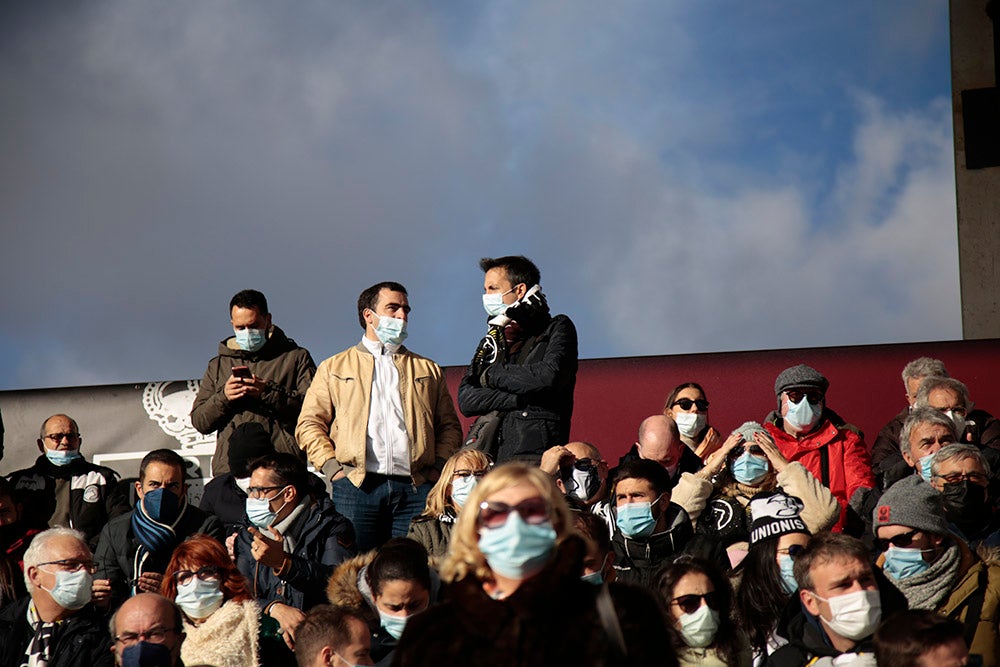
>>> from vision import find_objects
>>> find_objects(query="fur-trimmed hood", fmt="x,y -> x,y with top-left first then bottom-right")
326,548 -> 443,621
327,551 -> 378,611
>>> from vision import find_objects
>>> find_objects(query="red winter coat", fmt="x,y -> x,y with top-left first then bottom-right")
765,418 -> 874,531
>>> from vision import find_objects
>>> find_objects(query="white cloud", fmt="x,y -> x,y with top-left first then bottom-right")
601,94 -> 960,355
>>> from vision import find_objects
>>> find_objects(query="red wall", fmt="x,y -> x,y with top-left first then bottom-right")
443,339 -> 1000,464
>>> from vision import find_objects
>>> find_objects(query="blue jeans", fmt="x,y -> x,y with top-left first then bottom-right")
332,474 -> 431,552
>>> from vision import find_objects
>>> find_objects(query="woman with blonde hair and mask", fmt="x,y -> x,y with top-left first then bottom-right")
393,463 -> 675,667
407,449 -> 491,563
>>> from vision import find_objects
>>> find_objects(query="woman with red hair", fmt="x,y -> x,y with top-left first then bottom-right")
161,534 -> 290,667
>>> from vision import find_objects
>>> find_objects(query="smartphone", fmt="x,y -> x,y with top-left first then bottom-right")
232,366 -> 252,379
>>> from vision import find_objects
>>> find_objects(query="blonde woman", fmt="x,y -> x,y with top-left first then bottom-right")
406,449 -> 491,562
394,463 -> 675,667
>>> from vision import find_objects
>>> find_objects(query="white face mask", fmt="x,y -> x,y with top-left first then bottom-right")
811,589 -> 881,641
784,396 -> 823,434
674,412 -> 707,439
678,603 -> 720,648
373,313 -> 407,346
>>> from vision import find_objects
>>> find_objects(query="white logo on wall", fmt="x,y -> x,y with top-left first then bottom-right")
142,381 -> 215,449
93,381 -> 215,504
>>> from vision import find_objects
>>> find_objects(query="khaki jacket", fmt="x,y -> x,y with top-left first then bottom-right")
296,343 -> 462,486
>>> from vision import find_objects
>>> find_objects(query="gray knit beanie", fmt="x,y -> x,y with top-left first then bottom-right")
733,421 -> 771,444
774,364 -> 830,396
872,475 -> 950,536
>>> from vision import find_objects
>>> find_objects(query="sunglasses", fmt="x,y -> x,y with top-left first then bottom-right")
776,544 -> 805,559
672,398 -> 710,411
566,458 -> 599,472
453,468 -> 490,479
874,528 -> 922,552
671,592 -> 719,615
478,497 -> 550,529
785,390 -> 824,405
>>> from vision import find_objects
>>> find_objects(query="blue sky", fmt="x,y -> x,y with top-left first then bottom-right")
0,0 -> 959,390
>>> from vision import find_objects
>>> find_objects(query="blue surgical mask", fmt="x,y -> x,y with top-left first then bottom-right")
379,610 -> 409,640
784,396 -> 822,434
918,454 -> 935,482
478,513 -> 557,580
121,641 -> 173,667
174,576 -> 224,619
731,452 -> 770,485
777,554 -> 798,593
450,475 -> 478,509
615,496 -> 662,538
482,289 -> 514,317
41,568 -> 93,610
581,571 -> 604,585
142,488 -> 181,524
245,487 -> 288,529
45,448 -> 82,467
883,545 -> 931,581
374,314 -> 408,346
234,328 -> 267,353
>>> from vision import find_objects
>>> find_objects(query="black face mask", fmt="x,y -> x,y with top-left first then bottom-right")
941,481 -> 990,527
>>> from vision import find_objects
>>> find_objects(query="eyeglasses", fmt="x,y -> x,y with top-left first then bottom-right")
172,566 -> 223,585
671,592 -> 719,615
453,468 -> 490,480
776,544 -> 805,559
874,528 -> 922,552
933,471 -> 988,485
247,485 -> 287,499
785,390 -> 824,405
671,398 -> 710,411
567,458 -> 600,471
478,497 -> 550,528
43,433 -> 80,442
114,627 -> 179,647
38,559 -> 98,574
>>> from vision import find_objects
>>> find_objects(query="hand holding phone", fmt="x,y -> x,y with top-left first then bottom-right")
232,366 -> 252,379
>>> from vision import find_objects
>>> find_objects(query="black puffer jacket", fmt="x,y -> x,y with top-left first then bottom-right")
0,599 -> 113,667
458,314 -> 578,463
611,502 -> 696,587
191,325 -> 316,474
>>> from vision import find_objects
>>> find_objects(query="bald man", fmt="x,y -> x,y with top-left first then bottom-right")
110,594 -> 185,667
540,441 -> 610,507
613,415 -> 703,488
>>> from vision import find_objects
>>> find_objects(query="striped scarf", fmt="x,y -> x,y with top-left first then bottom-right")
21,602 -> 56,667
130,494 -> 187,592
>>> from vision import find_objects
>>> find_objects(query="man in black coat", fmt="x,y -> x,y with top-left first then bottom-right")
458,255 -> 578,464
0,527 -> 113,667
8,413 -> 129,549
235,453 -> 356,648
93,449 -> 223,611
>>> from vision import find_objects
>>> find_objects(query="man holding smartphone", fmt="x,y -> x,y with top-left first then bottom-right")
191,289 -> 316,474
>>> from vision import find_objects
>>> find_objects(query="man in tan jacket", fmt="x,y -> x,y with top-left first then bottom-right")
296,281 -> 462,551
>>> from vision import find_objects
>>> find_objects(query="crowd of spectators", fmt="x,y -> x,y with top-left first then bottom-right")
0,260 -> 995,666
